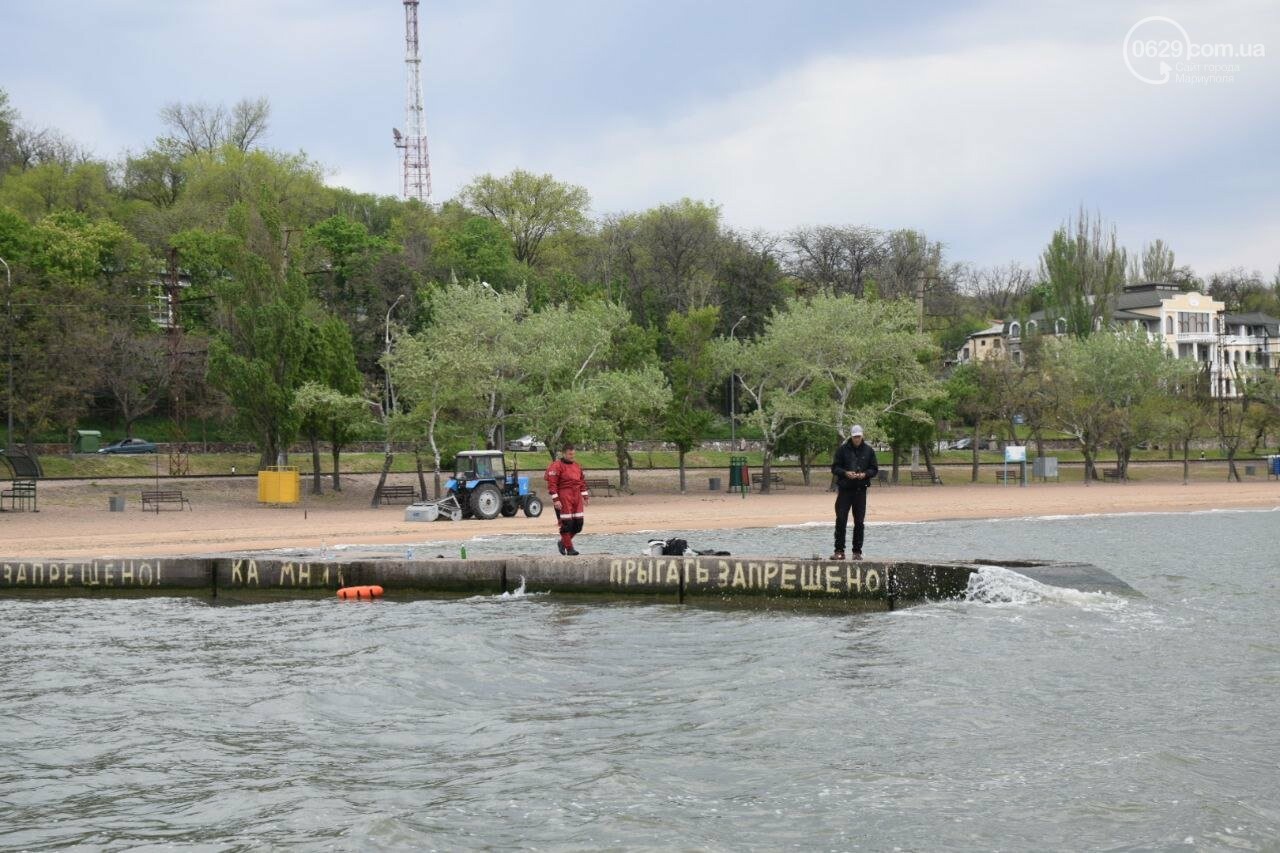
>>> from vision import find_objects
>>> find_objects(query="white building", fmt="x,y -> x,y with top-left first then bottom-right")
955,283 -> 1278,397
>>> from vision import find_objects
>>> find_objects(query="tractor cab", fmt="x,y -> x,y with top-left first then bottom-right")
452,450 -> 505,484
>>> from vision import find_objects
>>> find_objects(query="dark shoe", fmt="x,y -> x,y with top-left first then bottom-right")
829,550 -> 845,561
852,551 -> 863,561
557,541 -> 567,555
566,548 -> 580,556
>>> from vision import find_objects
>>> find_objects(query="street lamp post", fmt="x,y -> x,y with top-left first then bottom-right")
383,293 -> 406,452
728,315 -> 747,447
1,256 -> 12,452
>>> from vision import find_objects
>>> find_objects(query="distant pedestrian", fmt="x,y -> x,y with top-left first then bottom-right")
830,425 -> 878,561
545,443 -> 589,556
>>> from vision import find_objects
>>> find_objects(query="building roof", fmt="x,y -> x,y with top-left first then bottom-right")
1223,312 -> 1279,336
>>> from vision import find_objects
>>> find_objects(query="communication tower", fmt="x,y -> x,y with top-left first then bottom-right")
392,0 -> 431,203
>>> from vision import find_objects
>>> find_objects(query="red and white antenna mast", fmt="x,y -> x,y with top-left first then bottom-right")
392,0 -> 431,203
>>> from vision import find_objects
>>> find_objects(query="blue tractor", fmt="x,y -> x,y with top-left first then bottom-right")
446,450 -> 544,520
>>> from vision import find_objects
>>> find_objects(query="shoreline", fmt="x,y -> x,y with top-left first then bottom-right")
0,475 -> 1275,560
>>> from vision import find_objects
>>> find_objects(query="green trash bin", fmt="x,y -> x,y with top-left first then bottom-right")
728,456 -> 749,494
75,430 -> 102,453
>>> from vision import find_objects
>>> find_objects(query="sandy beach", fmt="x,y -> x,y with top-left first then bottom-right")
1,469 -> 1275,559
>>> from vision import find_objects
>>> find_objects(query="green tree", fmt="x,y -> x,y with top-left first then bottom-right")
1040,209 -> 1127,339
663,306 -> 720,492
460,170 -> 589,267
592,364 -> 671,490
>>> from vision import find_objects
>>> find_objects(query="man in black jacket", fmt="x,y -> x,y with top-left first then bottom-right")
830,424 -> 878,561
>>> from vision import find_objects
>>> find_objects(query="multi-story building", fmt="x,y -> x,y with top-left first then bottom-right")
955,282 -> 1278,397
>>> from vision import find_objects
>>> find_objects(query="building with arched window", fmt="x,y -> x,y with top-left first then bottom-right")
952,282 -> 1278,398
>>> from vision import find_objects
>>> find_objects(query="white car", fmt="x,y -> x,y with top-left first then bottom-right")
504,435 -> 544,452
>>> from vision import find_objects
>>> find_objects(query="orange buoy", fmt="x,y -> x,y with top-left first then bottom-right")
337,585 -> 384,600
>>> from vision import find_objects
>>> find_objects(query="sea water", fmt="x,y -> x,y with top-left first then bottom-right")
2,509 -> 1278,850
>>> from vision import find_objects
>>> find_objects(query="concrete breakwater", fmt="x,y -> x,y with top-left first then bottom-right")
0,554 -> 1132,609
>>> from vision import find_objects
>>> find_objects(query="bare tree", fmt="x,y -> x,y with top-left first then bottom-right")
1207,267 -> 1267,312
159,97 -> 270,155
788,225 -> 884,296
964,261 -> 1034,319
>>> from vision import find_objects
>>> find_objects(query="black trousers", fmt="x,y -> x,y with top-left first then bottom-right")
834,487 -> 868,553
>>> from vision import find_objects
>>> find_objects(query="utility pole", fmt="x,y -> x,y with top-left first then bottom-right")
392,0 -> 432,203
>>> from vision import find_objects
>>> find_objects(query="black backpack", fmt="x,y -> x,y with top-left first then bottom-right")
661,538 -> 689,556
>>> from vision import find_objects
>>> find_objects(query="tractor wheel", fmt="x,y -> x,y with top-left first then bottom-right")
470,484 -> 502,520
500,501 -> 518,517
523,496 -> 543,518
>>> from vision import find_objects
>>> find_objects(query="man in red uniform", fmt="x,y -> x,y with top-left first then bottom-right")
545,443 -> 589,555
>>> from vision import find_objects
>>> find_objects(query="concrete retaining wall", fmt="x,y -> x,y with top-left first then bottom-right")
0,554 -> 992,609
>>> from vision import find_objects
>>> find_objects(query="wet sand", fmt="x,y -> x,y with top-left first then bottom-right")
1,470 -> 1275,559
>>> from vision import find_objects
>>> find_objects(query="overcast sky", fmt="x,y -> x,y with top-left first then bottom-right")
3,0 -> 1278,276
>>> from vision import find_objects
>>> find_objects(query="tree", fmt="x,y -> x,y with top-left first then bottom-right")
663,307 -> 720,493
159,98 -> 271,156
1127,238 -> 1177,283
1156,361 -> 1214,485
1046,330 -> 1174,481
1040,209 -> 1127,339
99,322 -> 172,436
293,382 -> 371,494
460,170 -> 589,267
592,364 -> 671,491
788,225 -> 884,297
964,262 -> 1033,319
721,294 -> 939,493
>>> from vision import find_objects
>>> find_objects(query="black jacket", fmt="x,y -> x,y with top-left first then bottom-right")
831,438 -> 878,491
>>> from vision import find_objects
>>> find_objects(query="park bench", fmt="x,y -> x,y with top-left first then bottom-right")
750,472 -> 786,491
1101,468 -> 1124,482
994,470 -> 1020,483
140,490 -> 191,512
2,480 -> 37,511
910,470 -> 942,485
584,477 -> 618,497
376,485 -> 418,505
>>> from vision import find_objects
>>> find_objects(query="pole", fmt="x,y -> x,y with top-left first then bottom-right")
729,315 -> 746,447
384,294 -> 406,453
1,257 -> 12,451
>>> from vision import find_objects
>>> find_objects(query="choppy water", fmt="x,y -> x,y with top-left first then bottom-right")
3,510 -> 1279,851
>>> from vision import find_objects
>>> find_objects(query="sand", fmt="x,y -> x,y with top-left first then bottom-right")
1,469 -> 1275,559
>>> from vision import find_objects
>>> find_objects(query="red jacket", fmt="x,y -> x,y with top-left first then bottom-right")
545,458 -> 588,505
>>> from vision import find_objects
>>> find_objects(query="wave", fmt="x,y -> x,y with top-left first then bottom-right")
964,565 -> 1124,609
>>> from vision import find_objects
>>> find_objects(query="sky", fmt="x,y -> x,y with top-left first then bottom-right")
2,0 -> 1278,277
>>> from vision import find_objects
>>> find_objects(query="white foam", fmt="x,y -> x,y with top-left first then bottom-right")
499,576 -> 528,599
964,565 -> 1124,610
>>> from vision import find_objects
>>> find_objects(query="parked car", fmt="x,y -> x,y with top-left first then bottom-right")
504,435 -> 544,452
98,437 -> 157,454
950,437 -> 973,451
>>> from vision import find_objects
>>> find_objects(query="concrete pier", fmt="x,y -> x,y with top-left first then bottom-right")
0,554 -> 1134,609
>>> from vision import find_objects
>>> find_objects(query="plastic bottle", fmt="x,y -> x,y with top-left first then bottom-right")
405,547 -> 414,560
460,545 -> 468,560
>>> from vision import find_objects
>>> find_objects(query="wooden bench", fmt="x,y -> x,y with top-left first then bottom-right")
994,470 -> 1020,483
141,490 -> 191,511
2,480 -> 37,511
910,470 -> 942,485
376,485 -> 418,505
584,478 -> 618,497
1101,468 -> 1124,482
750,472 -> 786,491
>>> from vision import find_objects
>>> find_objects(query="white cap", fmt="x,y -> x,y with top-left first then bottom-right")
850,424 -> 864,437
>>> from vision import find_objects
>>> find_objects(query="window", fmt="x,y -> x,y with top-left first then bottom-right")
1055,318 -> 1067,335
1027,320 -> 1038,335
1009,322 -> 1021,338
1178,312 -> 1210,334
1165,316 -> 1174,334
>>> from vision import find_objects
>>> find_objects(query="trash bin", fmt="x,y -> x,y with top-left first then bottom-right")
728,456 -> 749,494
258,466 -> 301,504
75,430 -> 102,453
108,496 -> 125,512
708,476 -> 721,491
